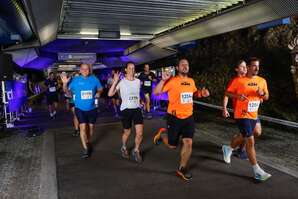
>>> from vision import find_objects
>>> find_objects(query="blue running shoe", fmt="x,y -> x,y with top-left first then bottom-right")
237,148 -> 248,160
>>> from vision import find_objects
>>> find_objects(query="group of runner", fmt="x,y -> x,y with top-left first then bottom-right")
43,57 -> 271,182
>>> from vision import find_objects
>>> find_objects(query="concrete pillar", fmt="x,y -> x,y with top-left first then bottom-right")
288,35 -> 298,99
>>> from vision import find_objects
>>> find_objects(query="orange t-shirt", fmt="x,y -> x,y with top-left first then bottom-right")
226,76 -> 268,119
226,77 -> 238,109
162,76 -> 197,119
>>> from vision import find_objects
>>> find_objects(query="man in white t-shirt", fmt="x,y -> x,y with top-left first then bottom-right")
108,62 -> 143,163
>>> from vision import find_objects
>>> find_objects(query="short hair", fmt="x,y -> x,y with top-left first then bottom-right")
248,57 -> 261,65
80,63 -> 90,67
176,57 -> 189,66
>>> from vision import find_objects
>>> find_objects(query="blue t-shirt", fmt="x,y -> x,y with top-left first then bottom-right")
69,75 -> 102,111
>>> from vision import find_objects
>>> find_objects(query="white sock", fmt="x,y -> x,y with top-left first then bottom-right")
253,164 -> 264,174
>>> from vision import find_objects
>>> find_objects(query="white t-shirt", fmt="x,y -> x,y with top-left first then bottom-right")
116,78 -> 141,111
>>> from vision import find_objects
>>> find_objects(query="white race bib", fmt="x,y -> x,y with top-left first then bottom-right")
49,87 -> 56,92
247,100 -> 260,112
180,92 -> 193,104
144,81 -> 151,86
128,95 -> 139,105
81,90 -> 92,100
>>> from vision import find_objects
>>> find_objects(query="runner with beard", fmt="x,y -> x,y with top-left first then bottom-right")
222,57 -> 271,181
153,58 -> 210,181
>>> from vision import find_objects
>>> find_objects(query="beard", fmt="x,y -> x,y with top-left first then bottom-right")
179,71 -> 188,76
179,69 -> 189,75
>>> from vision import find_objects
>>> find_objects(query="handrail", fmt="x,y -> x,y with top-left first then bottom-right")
194,100 -> 298,129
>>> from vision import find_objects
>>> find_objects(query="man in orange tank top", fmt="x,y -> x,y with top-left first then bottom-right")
153,58 -> 210,181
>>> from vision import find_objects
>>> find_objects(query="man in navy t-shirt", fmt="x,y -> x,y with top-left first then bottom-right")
44,72 -> 59,119
138,63 -> 157,118
62,63 -> 103,158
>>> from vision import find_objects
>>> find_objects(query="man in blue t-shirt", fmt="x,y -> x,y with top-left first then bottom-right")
61,63 -> 103,158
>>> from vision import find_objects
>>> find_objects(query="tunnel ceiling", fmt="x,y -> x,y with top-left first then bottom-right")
0,0 -> 34,46
59,0 -> 245,39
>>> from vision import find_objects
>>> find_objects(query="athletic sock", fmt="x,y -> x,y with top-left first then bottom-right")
253,164 -> 265,174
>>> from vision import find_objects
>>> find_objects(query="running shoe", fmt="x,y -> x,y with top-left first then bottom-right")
176,167 -> 192,181
131,150 -> 142,163
81,149 -> 89,159
153,128 -> 166,145
237,148 -> 248,160
254,171 -> 272,182
72,130 -> 79,137
121,147 -> 129,159
222,145 -> 232,164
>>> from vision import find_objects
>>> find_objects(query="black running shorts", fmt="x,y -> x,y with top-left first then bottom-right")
120,108 -> 143,129
166,114 -> 195,146
75,108 -> 97,124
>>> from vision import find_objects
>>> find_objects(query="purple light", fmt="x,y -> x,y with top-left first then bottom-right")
8,48 -> 38,67
23,57 -> 55,69
151,82 -> 168,101
6,80 -> 27,112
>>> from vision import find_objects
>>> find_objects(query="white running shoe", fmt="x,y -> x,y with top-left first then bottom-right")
254,171 -> 272,182
222,145 -> 232,164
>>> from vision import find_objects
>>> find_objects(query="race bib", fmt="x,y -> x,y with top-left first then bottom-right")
128,95 -> 139,105
49,87 -> 56,92
247,100 -> 260,112
144,81 -> 151,86
81,90 -> 92,100
180,92 -> 193,104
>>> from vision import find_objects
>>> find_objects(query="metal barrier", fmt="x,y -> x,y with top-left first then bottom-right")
194,100 -> 298,129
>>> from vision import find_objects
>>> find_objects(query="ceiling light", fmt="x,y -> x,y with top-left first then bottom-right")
79,30 -> 98,35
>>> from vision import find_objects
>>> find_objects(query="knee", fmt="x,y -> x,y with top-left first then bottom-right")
88,124 -> 94,130
183,139 -> 193,148
123,129 -> 131,135
136,132 -> 143,139
80,125 -> 87,132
